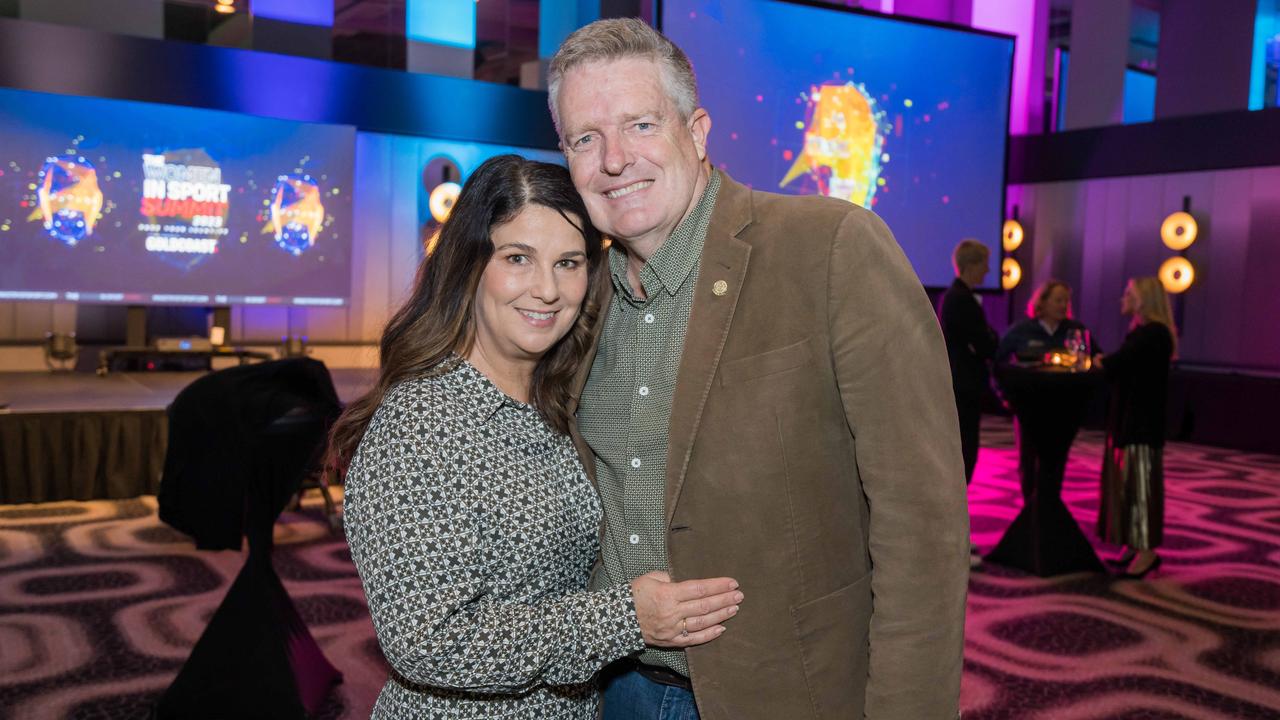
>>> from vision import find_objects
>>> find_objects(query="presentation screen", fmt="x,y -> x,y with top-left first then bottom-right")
0,87 -> 355,306
662,0 -> 1013,288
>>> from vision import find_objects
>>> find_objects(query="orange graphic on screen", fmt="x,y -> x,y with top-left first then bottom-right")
27,155 -> 104,246
780,82 -> 886,208
266,174 -> 325,256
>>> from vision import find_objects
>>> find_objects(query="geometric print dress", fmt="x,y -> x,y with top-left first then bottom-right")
343,357 -> 645,719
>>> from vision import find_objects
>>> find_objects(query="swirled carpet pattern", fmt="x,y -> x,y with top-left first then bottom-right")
0,419 -> 1277,719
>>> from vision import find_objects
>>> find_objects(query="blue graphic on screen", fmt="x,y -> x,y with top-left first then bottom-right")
0,87 -> 355,305
663,0 -> 1013,288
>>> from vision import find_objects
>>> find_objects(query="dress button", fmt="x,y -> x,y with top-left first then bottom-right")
644,313 -> 655,324
638,386 -> 649,396
629,534 -> 640,545
631,457 -> 642,468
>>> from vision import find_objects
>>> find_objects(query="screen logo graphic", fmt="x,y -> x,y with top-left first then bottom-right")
780,82 -> 887,209
267,174 -> 325,256
139,150 -> 231,267
29,155 -> 104,247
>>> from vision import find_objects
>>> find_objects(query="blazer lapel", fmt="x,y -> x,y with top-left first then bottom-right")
664,173 -> 754,528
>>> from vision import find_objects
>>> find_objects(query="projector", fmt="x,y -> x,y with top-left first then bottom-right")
155,337 -> 214,352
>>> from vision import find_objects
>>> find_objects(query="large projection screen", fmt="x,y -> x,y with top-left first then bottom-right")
0,87 -> 355,306
662,0 -> 1013,288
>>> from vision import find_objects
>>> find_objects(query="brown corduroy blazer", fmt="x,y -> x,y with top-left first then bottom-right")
570,172 -> 969,720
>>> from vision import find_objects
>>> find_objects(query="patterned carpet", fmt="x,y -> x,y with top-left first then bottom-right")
964,419 -> 1280,719
0,418 -> 1277,719
0,494 -> 387,720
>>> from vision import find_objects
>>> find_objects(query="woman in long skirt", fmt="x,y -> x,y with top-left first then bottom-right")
1095,277 -> 1176,577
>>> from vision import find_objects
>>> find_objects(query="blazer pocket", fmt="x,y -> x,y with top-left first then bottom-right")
790,573 -> 872,719
718,337 -> 813,386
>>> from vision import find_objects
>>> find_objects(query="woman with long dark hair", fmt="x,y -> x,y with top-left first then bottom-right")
1095,277 -> 1176,578
327,155 -> 740,719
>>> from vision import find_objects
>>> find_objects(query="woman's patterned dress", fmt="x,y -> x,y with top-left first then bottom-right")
343,358 -> 645,718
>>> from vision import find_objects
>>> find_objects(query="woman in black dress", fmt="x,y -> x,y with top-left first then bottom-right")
1094,277 -> 1176,577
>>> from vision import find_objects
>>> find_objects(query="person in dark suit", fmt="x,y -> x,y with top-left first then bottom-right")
996,279 -> 1092,362
939,239 -> 998,484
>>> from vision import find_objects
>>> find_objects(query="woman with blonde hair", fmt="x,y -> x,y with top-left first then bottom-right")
1094,277 -> 1176,577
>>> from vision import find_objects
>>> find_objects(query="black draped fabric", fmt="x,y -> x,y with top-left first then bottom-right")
987,365 -> 1106,576
155,358 -> 344,719
0,410 -> 166,503
158,357 -> 340,551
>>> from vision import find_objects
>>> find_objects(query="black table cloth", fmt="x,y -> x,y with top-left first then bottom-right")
155,358 -> 343,719
985,364 -> 1106,577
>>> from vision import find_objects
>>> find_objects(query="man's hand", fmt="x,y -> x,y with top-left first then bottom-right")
631,571 -> 742,647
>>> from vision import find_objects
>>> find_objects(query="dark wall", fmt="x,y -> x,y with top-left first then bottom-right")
0,16 -> 558,149
1008,107 -> 1280,184
1155,0 -> 1257,120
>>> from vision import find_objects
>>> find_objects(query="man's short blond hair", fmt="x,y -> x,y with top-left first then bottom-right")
547,18 -> 699,134
952,239 -> 990,273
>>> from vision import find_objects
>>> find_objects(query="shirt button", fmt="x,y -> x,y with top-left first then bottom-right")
631,457 -> 642,468
638,386 -> 650,396
629,534 -> 640,545
644,313 -> 655,324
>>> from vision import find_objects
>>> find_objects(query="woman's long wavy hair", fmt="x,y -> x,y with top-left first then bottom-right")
325,155 -> 607,481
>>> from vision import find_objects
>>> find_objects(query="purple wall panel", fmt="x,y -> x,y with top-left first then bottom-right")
1201,171 -> 1254,368
1243,170 -> 1280,370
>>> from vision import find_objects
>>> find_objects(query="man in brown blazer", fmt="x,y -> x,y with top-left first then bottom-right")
551,19 -> 970,720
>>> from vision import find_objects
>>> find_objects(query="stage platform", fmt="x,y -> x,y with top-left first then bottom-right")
0,368 -> 377,504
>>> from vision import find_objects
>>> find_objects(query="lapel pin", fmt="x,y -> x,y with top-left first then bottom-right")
712,280 -> 728,296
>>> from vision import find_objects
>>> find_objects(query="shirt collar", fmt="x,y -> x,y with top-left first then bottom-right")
608,171 -> 722,304
449,354 -> 534,423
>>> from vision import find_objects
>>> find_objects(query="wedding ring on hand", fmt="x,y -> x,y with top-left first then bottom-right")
680,618 -> 689,637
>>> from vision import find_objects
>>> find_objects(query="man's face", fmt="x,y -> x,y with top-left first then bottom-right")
556,57 -> 710,249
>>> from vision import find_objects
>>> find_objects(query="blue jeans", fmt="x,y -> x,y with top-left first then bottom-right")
600,664 -> 700,720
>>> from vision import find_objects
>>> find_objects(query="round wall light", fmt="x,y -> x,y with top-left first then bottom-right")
1002,219 -> 1024,253
1001,257 -> 1022,290
1158,256 -> 1195,294
1160,211 -> 1198,251
429,181 -> 461,224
